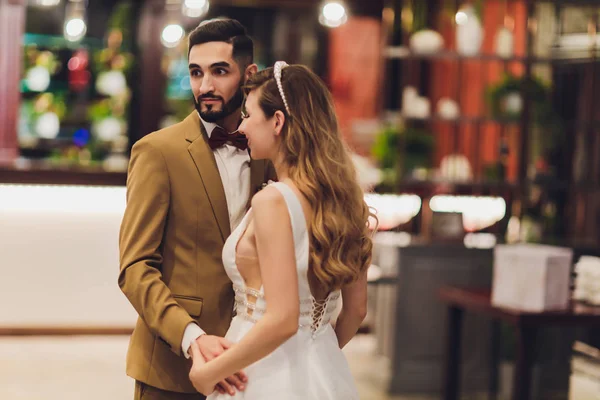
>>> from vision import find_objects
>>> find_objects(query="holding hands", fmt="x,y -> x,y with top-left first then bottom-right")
188,335 -> 247,396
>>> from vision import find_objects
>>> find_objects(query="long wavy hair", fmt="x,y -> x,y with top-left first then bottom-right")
244,65 -> 376,293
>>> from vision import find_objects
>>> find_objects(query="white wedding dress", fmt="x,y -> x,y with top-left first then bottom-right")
207,182 -> 359,400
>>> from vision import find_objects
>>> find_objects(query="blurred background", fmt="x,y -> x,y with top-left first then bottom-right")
1,0 -> 600,399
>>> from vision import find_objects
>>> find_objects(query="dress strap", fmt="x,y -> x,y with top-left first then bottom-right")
269,182 -> 307,240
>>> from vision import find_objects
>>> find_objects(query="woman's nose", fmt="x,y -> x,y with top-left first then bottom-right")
238,119 -> 246,135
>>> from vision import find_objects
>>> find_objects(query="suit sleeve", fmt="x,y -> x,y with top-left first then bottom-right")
118,139 -> 194,356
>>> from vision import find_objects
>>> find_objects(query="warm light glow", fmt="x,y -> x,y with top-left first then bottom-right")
32,0 -> 61,6
320,2 -> 348,28
183,0 -> 209,18
161,24 -> 185,48
0,184 -> 126,214
455,11 -> 468,25
96,70 -> 127,97
374,231 -> 412,247
67,57 -> 80,71
365,193 -> 422,231
430,195 -> 507,232
64,18 -> 87,42
464,233 -> 497,249
25,66 -> 51,92
93,117 -> 123,141
35,112 -> 60,139
323,2 -> 345,20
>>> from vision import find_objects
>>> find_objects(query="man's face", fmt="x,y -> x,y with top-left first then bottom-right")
188,41 -> 244,123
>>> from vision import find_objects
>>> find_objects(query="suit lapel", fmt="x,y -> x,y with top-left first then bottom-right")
184,112 -> 231,242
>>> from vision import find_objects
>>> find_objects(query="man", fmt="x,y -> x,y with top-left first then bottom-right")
119,18 -> 275,400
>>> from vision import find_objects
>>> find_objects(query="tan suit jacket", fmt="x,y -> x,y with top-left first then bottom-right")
119,111 -> 275,393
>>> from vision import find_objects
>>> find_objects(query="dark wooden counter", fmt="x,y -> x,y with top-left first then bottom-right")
0,165 -> 127,186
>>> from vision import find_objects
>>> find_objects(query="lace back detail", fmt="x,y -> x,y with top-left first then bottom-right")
311,298 -> 329,329
310,292 -> 340,332
298,291 -> 341,338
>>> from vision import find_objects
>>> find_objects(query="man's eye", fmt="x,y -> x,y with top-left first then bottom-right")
241,111 -> 249,119
191,70 -> 202,77
215,68 -> 228,75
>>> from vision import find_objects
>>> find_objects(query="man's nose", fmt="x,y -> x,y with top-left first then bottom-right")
199,75 -> 214,94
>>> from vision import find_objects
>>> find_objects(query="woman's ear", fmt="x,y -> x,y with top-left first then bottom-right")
273,110 -> 286,136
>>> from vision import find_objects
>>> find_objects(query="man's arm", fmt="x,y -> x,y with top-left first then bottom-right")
118,139 -> 194,356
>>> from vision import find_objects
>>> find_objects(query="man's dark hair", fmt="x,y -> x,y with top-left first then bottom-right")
188,18 -> 254,68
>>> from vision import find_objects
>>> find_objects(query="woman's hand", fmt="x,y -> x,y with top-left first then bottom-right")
188,341 -> 219,395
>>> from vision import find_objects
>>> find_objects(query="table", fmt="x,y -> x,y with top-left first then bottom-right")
439,286 -> 600,400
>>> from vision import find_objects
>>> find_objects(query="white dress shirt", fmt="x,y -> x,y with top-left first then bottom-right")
182,116 -> 251,358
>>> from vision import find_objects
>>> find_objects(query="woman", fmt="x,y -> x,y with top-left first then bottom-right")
188,62 -> 375,399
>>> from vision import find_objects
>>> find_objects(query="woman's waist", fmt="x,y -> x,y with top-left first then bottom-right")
230,312 -> 337,338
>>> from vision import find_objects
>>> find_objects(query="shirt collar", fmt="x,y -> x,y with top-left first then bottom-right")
198,112 -> 217,139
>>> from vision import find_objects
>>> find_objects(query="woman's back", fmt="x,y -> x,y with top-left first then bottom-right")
233,179 -> 335,303
207,181 -> 359,400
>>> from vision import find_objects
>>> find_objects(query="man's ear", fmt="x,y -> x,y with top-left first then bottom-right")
245,63 -> 258,81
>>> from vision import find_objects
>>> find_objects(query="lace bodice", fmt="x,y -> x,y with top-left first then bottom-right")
222,182 -> 340,338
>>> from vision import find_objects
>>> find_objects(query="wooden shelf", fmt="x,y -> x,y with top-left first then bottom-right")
404,116 -> 520,125
404,116 -> 600,128
385,47 -> 600,65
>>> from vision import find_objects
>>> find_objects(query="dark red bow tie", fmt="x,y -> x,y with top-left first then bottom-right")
208,126 -> 248,151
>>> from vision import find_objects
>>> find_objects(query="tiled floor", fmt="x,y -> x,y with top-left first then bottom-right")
0,334 -> 435,400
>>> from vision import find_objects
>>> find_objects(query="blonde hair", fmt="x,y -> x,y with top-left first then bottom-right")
244,65 -> 376,292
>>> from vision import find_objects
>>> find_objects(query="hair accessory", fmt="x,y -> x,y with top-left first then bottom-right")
273,61 -> 291,114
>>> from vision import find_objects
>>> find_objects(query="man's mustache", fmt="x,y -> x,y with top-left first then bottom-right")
198,95 -> 224,102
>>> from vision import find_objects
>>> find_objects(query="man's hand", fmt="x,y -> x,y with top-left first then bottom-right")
189,335 -> 248,396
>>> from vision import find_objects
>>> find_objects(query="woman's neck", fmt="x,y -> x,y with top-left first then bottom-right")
272,154 -> 289,181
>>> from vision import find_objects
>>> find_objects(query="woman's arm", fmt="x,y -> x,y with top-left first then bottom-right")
189,187 -> 300,395
334,269 -> 368,348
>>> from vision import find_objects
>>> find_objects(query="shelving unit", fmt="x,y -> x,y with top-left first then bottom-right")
382,0 -> 600,245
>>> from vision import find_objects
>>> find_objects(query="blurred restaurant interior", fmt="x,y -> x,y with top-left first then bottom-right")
1,0 -> 600,399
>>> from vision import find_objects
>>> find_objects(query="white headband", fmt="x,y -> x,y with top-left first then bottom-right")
273,61 -> 291,114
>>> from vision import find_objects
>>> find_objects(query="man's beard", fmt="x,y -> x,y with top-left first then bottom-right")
194,85 -> 244,123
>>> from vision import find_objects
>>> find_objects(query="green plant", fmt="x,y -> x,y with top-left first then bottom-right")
372,125 -> 401,170
486,73 -> 550,121
411,0 -> 428,32
404,127 -> 435,171
372,124 -> 434,185
107,2 -> 134,46
87,1 -> 134,147
486,72 -> 565,161
472,0 -> 484,21
23,47 -> 61,74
